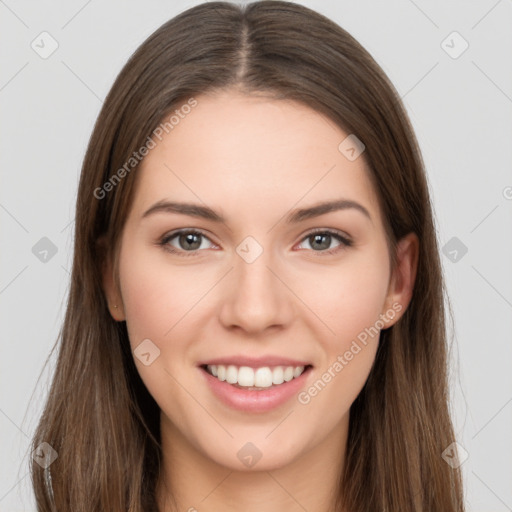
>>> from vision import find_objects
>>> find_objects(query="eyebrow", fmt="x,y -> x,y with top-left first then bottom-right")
141,198 -> 372,224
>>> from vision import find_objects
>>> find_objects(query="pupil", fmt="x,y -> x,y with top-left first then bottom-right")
311,233 -> 330,250
181,233 -> 201,250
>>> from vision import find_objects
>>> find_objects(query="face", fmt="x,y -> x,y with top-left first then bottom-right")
103,90 -> 416,472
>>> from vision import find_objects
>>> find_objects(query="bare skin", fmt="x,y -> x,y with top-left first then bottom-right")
102,89 -> 418,512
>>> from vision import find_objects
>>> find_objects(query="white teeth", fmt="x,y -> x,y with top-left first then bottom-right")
272,366 -> 284,385
238,366 -> 255,386
293,366 -> 303,378
216,365 -> 226,381
205,364 -> 307,388
254,367 -> 273,388
225,365 -> 238,384
283,367 -> 294,382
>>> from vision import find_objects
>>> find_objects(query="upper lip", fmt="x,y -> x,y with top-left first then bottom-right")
197,355 -> 313,369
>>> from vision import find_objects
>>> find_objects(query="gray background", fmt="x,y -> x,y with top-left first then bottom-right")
1,0 -> 511,510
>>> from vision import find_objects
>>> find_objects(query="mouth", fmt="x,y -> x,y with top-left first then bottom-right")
198,363 -> 314,413
200,363 -> 313,390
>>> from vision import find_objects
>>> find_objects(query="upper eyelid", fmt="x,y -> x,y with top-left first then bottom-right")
161,228 -> 217,244
302,227 -> 352,241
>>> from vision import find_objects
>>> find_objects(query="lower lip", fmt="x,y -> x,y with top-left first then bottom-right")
199,365 -> 313,413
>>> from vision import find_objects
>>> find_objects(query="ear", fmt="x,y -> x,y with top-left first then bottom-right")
381,232 -> 419,328
97,236 -> 126,322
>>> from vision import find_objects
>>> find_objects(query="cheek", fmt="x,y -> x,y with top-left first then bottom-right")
118,240 -> 212,348
294,248 -> 389,415
116,242 -> 212,417
297,276 -> 385,429
302,249 -> 390,343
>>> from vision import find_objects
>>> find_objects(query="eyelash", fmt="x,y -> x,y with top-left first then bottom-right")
158,228 -> 353,257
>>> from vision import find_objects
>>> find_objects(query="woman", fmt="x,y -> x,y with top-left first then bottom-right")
30,1 -> 465,510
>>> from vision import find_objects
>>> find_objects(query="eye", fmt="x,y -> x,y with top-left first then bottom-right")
159,229 -> 217,256
158,228 -> 352,257
296,229 -> 353,255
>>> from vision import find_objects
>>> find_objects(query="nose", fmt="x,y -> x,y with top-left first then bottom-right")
218,245 -> 294,335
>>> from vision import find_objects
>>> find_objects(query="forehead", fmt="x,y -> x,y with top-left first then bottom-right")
131,90 -> 383,227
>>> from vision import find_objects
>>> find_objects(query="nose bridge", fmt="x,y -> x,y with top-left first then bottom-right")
219,236 -> 293,333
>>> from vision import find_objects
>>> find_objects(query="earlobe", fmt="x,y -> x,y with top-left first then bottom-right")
103,262 -> 126,322
382,232 -> 419,328
98,238 -> 126,322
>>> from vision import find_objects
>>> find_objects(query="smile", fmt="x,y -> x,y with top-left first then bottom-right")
198,363 -> 314,413
204,364 -> 309,389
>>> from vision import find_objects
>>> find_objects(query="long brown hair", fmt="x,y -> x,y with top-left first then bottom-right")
29,1 -> 464,510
